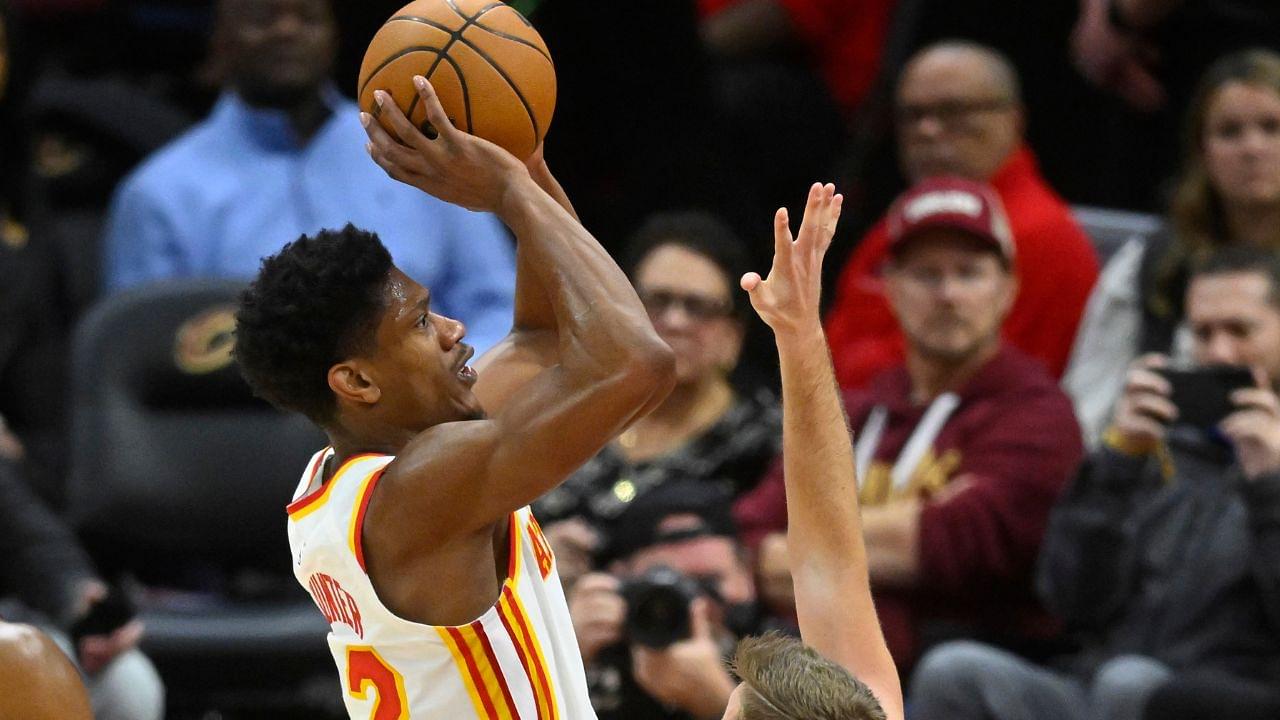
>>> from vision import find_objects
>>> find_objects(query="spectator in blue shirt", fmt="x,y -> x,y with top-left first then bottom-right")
102,0 -> 516,353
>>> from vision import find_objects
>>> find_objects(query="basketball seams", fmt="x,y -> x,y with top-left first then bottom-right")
455,32 -> 541,145
468,16 -> 552,64
359,49 -> 474,134
407,52 -> 477,135
443,0 -> 506,23
358,45 -> 447,101
390,6 -> 496,130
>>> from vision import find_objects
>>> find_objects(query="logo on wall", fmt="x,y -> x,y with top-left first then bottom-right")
174,306 -> 237,375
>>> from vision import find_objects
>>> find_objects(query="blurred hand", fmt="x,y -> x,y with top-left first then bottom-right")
1071,0 -> 1166,112
1220,367 -> 1280,481
72,581 -> 143,675
741,183 -> 842,340
1110,354 -> 1176,450
631,597 -> 736,718
543,518 -> 599,593
361,76 -> 528,212
567,573 -> 625,666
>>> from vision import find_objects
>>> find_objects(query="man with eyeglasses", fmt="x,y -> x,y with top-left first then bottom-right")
737,177 -> 1082,670
824,40 -> 1099,390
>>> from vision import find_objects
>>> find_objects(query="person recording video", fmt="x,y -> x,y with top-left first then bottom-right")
567,481 -> 767,720
910,244 -> 1280,720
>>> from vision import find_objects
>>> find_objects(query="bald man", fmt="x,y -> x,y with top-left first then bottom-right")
821,41 -> 1099,389
0,622 -> 92,720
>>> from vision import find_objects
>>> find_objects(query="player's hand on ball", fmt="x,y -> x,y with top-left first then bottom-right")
741,182 -> 842,339
361,76 -> 528,213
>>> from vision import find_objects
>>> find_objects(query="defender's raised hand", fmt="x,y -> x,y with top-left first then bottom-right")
740,183 -> 842,338
360,75 -> 528,212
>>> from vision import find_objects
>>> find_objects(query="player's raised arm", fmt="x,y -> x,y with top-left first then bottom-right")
742,184 -> 904,720
464,143 -> 580,414
362,78 -> 674,537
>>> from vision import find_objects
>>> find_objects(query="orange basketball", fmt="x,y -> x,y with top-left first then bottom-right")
357,0 -> 556,159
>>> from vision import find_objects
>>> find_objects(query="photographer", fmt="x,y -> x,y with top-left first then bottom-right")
910,244 -> 1280,720
567,481 -> 763,720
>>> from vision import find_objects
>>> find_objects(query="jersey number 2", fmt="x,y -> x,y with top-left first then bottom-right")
347,646 -> 408,720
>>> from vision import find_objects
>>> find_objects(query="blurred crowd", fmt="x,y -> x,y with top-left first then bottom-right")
1,0 -> 1279,718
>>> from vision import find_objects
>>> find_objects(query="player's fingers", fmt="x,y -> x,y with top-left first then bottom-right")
740,272 -> 763,293
363,114 -> 428,174
819,193 -> 844,259
372,90 -> 430,151
773,207 -> 794,262
797,182 -> 824,241
366,144 -> 420,186
413,75 -> 460,141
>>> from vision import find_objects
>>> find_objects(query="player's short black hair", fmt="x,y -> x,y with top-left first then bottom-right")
622,211 -> 752,323
234,224 -> 393,424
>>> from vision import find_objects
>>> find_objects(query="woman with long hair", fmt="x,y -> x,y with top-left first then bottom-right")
1065,48 -> 1280,444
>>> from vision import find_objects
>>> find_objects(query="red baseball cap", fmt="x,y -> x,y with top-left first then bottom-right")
886,177 -> 1014,263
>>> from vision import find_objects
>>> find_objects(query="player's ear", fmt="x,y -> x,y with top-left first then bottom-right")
328,361 -> 381,406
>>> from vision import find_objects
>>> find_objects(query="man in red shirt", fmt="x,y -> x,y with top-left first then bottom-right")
825,41 -> 1099,388
737,178 -> 1083,668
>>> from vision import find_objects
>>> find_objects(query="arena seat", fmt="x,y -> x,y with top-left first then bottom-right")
1070,205 -> 1163,264
66,280 -> 338,715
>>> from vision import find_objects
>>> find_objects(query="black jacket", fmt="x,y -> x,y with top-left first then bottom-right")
1039,430 -> 1280,679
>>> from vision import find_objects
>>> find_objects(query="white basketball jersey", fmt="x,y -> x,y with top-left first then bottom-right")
287,448 -> 597,720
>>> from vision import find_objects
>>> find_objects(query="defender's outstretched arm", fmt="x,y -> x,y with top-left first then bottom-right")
742,184 -> 904,720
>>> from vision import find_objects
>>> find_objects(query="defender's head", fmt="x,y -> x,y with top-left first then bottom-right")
722,634 -> 886,720
234,226 -> 481,441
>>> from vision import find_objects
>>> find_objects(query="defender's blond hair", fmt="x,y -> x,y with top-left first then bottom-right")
732,634 -> 886,720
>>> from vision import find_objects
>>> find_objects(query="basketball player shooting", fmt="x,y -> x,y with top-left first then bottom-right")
234,76 -> 674,719
721,184 -> 905,720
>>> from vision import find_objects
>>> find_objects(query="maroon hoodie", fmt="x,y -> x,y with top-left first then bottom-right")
734,344 -> 1083,666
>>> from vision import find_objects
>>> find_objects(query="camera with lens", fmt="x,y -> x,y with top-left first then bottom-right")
620,565 -> 705,649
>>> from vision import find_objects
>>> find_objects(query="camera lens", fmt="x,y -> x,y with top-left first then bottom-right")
622,566 -> 700,648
